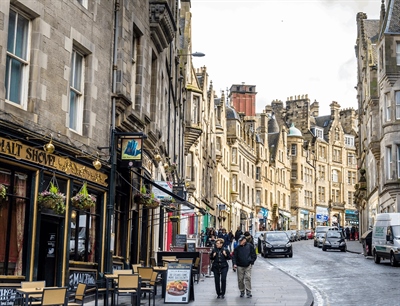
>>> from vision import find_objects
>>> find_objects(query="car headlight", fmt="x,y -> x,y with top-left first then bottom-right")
286,242 -> 292,247
265,243 -> 272,248
340,241 -> 346,246
324,241 -> 331,245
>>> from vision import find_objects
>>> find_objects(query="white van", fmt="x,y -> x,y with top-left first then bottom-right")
372,213 -> 400,266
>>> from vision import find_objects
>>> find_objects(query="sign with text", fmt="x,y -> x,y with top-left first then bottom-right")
175,234 -> 187,247
68,269 -> 97,290
153,181 -> 173,200
164,263 -> 192,304
0,288 -> 17,306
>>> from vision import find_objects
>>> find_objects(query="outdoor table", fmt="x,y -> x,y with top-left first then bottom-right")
104,274 -> 119,306
16,286 -> 59,306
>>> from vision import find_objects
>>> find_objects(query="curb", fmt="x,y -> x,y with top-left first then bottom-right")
267,261 -> 314,306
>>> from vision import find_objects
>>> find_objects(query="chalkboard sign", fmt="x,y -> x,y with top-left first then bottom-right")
68,268 -> 97,290
175,234 -> 187,247
185,242 -> 196,252
164,263 -> 193,304
0,288 -> 17,306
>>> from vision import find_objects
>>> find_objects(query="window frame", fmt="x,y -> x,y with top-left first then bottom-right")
69,49 -> 85,134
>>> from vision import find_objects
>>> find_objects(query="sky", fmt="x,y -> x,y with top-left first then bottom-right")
190,0 -> 381,116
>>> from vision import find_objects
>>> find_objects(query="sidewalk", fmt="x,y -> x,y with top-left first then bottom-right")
85,256 -> 314,306
346,239 -> 363,254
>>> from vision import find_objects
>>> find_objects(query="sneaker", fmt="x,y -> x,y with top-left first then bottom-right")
217,295 -> 221,299
247,292 -> 252,298
221,295 -> 225,299
240,292 -> 245,298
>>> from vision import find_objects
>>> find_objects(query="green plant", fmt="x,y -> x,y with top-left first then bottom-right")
71,182 -> 96,210
0,184 -> 6,199
38,182 -> 66,214
134,185 -> 152,204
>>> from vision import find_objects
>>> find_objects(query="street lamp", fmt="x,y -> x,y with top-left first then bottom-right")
180,51 -> 205,57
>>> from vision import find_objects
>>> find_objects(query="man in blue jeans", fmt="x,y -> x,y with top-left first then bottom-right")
232,235 -> 257,298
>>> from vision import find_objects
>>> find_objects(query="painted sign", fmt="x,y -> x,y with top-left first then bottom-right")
68,269 -> 97,290
153,181 -> 173,200
0,288 -> 17,306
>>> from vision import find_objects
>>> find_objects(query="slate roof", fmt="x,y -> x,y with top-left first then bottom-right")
385,0 -> 400,34
268,115 -> 280,134
226,105 -> 240,120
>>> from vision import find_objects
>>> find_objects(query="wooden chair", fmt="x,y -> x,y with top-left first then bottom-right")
178,258 -> 193,264
31,287 -> 67,306
192,257 -> 201,283
114,274 -> 140,306
132,264 -> 142,274
67,283 -> 86,306
21,280 -> 46,302
140,271 -> 158,306
162,256 -> 177,265
137,267 -> 153,285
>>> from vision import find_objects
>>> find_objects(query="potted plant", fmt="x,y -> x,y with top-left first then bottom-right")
134,185 -> 152,205
161,198 -> 176,212
145,193 -> 160,209
37,182 -> 66,215
71,182 -> 96,210
0,184 -> 6,200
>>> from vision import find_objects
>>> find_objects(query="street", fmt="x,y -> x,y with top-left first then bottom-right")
266,239 -> 400,306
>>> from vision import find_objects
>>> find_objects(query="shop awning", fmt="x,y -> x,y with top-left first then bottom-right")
131,168 -> 205,213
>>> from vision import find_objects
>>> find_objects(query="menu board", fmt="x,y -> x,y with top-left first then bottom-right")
185,242 -> 196,252
175,234 -> 187,247
164,263 -> 192,304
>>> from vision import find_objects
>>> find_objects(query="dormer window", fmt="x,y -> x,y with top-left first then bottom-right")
345,135 -> 355,147
312,127 -> 323,139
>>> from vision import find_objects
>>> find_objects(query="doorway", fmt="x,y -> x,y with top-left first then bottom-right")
37,215 -> 60,286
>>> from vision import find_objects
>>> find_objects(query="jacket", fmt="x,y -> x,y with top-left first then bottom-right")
210,247 -> 231,271
232,242 -> 257,267
234,229 -> 243,241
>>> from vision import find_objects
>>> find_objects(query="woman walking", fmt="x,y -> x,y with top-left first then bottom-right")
210,238 -> 231,299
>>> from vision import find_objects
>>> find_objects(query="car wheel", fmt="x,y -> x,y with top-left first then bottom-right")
390,253 -> 398,267
314,242 -> 317,247
374,250 -> 381,264
289,252 -> 293,258
322,247 -> 326,251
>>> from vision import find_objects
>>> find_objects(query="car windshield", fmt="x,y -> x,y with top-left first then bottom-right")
267,233 -> 287,241
327,231 -> 342,238
392,226 -> 400,238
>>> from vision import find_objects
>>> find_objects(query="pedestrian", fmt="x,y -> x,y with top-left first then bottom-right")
200,230 -> 205,246
345,227 -> 350,240
232,235 -> 257,298
228,229 -> 234,251
351,226 -> 356,240
244,231 -> 254,245
210,238 -> 231,299
234,226 -> 243,248
218,228 -> 230,249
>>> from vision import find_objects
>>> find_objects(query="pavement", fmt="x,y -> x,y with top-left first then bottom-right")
85,240 -> 363,306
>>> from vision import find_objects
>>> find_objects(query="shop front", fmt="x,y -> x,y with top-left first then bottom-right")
0,133 -> 108,292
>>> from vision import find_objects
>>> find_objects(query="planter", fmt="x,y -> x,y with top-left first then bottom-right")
0,184 -> 6,200
38,182 -> 66,215
169,216 -> 180,223
71,182 -> 96,210
145,199 -> 160,209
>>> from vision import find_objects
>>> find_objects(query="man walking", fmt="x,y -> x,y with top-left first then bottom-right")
234,226 -> 243,249
232,235 -> 257,298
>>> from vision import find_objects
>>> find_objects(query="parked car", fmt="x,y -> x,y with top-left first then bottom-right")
285,230 -> 296,242
306,229 -> 314,239
298,230 -> 308,240
314,226 -> 338,247
261,231 -> 293,258
254,231 -> 268,253
322,230 -> 347,252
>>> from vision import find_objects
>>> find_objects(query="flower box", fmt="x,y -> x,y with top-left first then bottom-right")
0,184 -> 6,200
169,216 -> 180,222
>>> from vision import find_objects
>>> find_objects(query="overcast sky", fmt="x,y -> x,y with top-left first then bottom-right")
190,0 -> 381,116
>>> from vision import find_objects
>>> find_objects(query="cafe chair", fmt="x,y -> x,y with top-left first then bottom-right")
137,267 -> 153,291
21,280 -> 46,303
192,257 -> 201,284
94,273 -> 108,306
67,283 -> 86,306
31,287 -> 67,306
140,271 -> 158,306
114,274 -> 141,306
132,264 -> 142,274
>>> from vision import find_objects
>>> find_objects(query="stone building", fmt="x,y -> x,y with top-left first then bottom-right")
355,0 -> 400,233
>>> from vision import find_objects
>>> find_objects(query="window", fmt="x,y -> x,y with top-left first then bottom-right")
332,169 -> 339,183
348,191 -> 354,206
345,136 -> 355,147
313,128 -> 323,139
398,145 -> 400,179
0,168 -> 29,275
386,146 -> 392,179
232,174 -> 237,192
318,165 -> 325,180
385,93 -> 391,121
6,9 -> 30,107
256,167 -> 261,181
395,91 -> 400,120
256,190 -> 261,205
69,50 -> 84,133
332,189 -> 340,203
318,186 -> 325,202
231,148 -> 237,164
333,148 -> 341,162
291,164 -> 297,179
77,0 -> 88,9
397,43 -> 400,65
347,171 -> 356,184
291,144 -> 297,156
347,153 -> 355,165
191,96 -> 199,125
216,137 -> 221,151
319,145 -> 326,159
186,152 -> 193,180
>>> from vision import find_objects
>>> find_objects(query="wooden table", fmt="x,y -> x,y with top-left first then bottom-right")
16,287 -> 62,306
103,274 -> 119,306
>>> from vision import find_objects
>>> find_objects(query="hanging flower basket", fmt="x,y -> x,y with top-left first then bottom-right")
71,182 -> 96,210
37,182 -> 66,215
169,216 -> 180,223
0,184 -> 6,200
134,185 -> 152,205
161,198 -> 176,212
145,197 -> 160,209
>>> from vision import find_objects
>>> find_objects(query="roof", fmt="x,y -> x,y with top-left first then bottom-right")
268,115 -> 280,134
226,105 -> 240,120
288,123 -> 302,137
384,0 -> 400,34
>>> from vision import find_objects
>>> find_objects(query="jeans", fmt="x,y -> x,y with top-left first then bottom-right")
213,266 -> 229,296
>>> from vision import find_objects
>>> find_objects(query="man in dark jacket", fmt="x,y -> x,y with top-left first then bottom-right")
232,235 -> 257,298
234,226 -> 243,248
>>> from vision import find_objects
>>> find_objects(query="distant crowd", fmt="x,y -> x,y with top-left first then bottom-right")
200,226 -> 254,250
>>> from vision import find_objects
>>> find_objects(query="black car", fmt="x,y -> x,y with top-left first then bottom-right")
322,230 -> 346,252
261,231 -> 293,258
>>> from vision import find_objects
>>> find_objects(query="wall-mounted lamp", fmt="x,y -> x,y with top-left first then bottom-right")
178,51 -> 206,59
43,135 -> 55,154
76,151 -> 104,171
